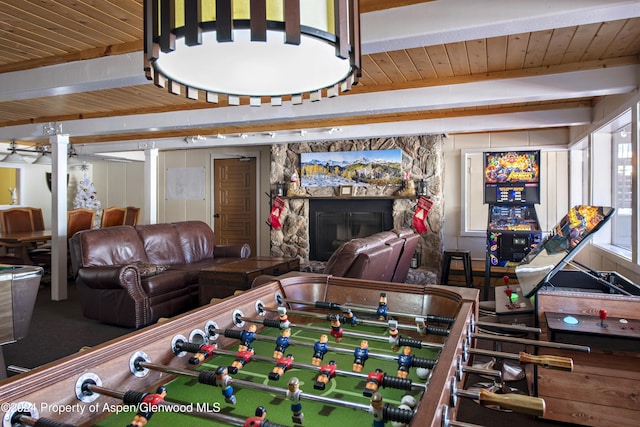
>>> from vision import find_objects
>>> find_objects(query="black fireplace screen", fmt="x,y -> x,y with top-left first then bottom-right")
309,199 -> 393,261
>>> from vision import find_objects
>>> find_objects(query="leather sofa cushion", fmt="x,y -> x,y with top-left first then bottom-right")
173,220 -> 216,263
136,223 -> 186,265
78,226 -> 148,267
140,269 -> 190,297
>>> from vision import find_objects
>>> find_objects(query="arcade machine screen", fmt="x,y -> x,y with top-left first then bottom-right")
515,205 -> 615,298
484,151 -> 542,269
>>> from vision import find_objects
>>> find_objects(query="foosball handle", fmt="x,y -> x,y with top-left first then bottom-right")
518,351 -> 574,371
478,389 -> 546,416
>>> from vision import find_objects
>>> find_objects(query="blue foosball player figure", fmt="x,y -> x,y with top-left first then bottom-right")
239,324 -> 257,352
127,386 -> 167,427
353,340 -> 369,372
312,334 -> 329,366
215,366 -> 236,404
397,346 -> 413,379
314,360 -> 337,390
377,293 -> 388,320
273,327 -> 291,359
342,308 -> 357,326
287,377 -> 304,424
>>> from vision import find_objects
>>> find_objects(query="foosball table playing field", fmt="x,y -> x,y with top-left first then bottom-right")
0,274 -> 579,427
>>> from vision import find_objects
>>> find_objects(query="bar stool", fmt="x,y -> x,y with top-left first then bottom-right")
441,249 -> 473,287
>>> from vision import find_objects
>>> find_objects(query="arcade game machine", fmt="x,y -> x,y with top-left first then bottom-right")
483,150 -> 543,300
513,205 -> 640,426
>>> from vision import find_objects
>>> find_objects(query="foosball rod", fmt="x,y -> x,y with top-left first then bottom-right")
7,413 -> 76,427
472,332 -> 590,352
466,349 -> 574,371
278,296 -> 456,324
205,345 -> 428,391
210,327 -> 438,366
440,405 -> 484,427
235,313 -> 445,350
448,377 -> 546,416
134,361 -> 415,425
259,305 -> 450,336
80,382 -> 286,427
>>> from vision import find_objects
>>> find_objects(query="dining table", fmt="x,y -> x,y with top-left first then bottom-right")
0,229 -> 51,265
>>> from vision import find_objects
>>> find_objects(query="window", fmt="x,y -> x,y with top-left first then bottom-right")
612,123 -> 632,250
590,109 -> 632,256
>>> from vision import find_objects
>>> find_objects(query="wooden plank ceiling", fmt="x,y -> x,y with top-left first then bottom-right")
0,0 -> 639,144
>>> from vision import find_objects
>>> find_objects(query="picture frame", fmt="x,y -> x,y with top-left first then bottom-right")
339,185 -> 354,197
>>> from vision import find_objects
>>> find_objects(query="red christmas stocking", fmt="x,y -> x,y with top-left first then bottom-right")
413,196 -> 433,234
268,197 -> 286,230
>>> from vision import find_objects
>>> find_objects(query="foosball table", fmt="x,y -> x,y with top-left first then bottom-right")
0,274 -> 571,427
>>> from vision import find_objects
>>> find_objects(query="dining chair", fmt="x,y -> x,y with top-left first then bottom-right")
100,206 -> 126,228
31,208 -> 96,276
0,208 -> 34,234
124,206 -> 140,226
28,208 -> 46,231
68,208 -> 96,238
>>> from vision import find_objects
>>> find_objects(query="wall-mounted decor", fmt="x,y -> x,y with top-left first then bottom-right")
300,149 -> 403,187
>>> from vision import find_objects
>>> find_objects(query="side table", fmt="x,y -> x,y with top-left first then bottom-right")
199,256 -> 299,305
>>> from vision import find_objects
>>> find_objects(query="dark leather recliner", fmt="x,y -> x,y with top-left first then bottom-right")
323,229 -> 419,282
71,220 -> 251,328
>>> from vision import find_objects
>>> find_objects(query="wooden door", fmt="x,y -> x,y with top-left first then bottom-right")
213,158 -> 257,254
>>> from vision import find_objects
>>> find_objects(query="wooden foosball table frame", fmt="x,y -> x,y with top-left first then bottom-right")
0,274 -> 479,427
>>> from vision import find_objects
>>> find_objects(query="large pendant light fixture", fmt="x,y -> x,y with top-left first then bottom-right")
144,0 -> 360,106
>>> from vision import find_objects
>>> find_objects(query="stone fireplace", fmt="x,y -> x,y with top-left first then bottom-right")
309,198 -> 394,261
268,135 -> 444,277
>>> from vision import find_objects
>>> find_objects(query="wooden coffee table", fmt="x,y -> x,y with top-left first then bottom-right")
199,256 -> 299,305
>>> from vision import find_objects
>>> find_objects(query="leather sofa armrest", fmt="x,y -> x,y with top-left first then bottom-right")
77,265 -> 140,291
214,243 -> 251,259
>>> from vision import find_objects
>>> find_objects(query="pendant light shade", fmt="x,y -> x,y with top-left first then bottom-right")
144,0 -> 361,106
1,141 -> 27,164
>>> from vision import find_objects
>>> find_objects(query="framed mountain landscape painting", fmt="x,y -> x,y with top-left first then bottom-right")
300,149 -> 403,187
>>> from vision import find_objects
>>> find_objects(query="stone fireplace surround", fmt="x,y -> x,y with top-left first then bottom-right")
268,135 -> 444,281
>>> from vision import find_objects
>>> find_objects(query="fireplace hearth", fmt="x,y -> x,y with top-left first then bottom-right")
309,198 -> 393,261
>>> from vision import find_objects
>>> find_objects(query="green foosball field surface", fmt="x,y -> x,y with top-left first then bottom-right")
95,316 -> 440,427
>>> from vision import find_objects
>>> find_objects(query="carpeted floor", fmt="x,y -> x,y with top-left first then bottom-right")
2,280 -> 580,427
2,281 -> 134,374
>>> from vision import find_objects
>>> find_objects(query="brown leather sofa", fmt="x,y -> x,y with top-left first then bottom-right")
70,220 -> 251,328
323,228 -> 420,282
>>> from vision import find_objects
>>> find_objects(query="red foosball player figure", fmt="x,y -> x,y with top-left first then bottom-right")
239,324 -> 257,352
377,293 -> 388,320
364,369 -> 384,397
287,377 -> 304,425
314,360 -> 337,390
278,307 -> 291,330
330,314 -> 343,343
370,392 -> 384,427
388,320 -> 400,351
273,327 -> 291,359
189,342 -> 218,365
312,334 -> 329,366
397,346 -> 413,379
353,339 -> 369,372
243,406 -> 267,427
127,386 -> 167,427
269,354 -> 295,380
229,347 -> 254,374
215,366 -> 237,404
